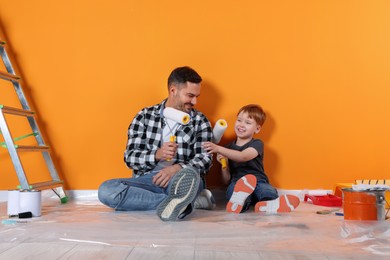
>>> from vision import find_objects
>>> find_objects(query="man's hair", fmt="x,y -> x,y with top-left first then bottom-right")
167,66 -> 202,87
238,104 -> 266,126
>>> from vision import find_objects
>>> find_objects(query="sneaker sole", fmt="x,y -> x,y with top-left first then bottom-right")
157,168 -> 200,221
226,174 -> 257,213
255,194 -> 300,213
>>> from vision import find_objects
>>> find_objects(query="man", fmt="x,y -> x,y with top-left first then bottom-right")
98,66 -> 215,221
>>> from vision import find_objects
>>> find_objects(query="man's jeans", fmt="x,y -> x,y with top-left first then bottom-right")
98,170 -> 204,211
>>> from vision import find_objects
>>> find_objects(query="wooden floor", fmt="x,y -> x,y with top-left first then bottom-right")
0,189 -> 389,260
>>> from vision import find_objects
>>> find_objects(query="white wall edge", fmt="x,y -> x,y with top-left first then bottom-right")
0,189 -> 333,203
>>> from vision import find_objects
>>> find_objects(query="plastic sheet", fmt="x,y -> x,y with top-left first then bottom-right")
0,189 -> 389,258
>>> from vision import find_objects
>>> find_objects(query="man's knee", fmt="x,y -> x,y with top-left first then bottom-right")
98,180 -> 116,206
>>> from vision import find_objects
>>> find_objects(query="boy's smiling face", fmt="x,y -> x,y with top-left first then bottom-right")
234,111 -> 261,140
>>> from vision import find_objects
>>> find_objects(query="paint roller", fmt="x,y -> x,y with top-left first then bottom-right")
212,119 -> 228,169
163,107 -> 190,160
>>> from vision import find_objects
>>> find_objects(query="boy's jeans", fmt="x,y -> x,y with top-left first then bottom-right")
226,179 -> 278,212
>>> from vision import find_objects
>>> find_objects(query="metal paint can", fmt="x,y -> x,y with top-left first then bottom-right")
342,188 -> 386,221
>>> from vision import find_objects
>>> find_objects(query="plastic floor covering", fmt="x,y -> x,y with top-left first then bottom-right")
0,189 -> 389,259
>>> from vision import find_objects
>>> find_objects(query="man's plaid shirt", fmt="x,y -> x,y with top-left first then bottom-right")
124,100 -> 213,177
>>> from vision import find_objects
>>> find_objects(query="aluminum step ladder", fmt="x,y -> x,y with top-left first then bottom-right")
0,39 -> 68,203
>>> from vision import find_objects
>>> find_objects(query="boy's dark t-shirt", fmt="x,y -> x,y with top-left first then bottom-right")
226,138 -> 269,183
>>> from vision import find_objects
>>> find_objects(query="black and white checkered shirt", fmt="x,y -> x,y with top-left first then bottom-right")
124,100 -> 213,177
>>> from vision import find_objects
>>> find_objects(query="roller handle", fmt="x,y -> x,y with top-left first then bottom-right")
220,158 -> 227,169
166,135 -> 176,161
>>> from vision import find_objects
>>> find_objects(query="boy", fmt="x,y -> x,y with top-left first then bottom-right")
202,104 -> 299,213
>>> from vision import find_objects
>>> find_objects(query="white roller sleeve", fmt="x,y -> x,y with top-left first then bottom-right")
212,119 -> 228,143
163,107 -> 190,125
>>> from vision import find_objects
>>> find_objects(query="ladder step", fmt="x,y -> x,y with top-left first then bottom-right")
28,180 -> 64,190
0,105 -> 34,116
13,145 -> 50,152
0,70 -> 20,82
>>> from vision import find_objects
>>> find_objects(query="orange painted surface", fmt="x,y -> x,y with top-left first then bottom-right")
1,1 -> 390,190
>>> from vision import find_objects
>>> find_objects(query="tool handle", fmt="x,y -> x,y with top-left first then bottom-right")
221,158 -> 227,169
166,135 -> 176,161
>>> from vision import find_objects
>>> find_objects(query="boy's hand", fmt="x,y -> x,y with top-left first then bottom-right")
202,141 -> 219,154
217,153 -> 228,169
216,153 -> 227,164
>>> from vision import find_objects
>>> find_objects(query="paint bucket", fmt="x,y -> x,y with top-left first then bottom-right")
19,190 -> 42,217
7,190 -> 20,216
342,188 -> 386,221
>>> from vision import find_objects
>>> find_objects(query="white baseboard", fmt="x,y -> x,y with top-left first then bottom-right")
0,191 -> 7,202
0,189 -> 332,203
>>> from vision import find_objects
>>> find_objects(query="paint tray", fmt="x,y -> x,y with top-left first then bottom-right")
304,194 -> 342,207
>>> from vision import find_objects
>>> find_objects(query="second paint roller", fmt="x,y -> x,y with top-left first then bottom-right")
212,119 -> 228,169
163,107 -> 190,160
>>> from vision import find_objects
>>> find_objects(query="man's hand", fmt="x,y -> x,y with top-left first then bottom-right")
156,141 -> 178,161
152,165 -> 181,188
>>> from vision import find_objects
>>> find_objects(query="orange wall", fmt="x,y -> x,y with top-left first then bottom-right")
1,1 -> 389,190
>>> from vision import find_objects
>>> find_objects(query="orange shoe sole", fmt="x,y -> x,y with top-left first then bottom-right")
226,174 -> 257,213
255,194 -> 300,213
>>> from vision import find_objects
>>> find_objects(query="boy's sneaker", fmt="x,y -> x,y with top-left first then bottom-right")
156,167 -> 200,221
194,189 -> 216,210
254,194 -> 300,214
226,174 -> 257,213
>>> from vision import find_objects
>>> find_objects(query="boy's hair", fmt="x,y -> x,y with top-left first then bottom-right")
238,104 -> 266,126
167,66 -> 202,88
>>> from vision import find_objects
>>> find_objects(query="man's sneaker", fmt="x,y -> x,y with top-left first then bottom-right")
156,167 -> 200,221
226,174 -> 257,213
254,194 -> 300,214
177,203 -> 193,219
194,189 -> 216,210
